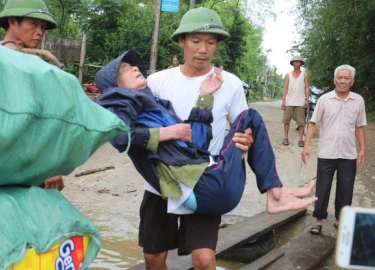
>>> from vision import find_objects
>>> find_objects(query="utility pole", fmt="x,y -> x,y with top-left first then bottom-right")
189,0 -> 195,9
150,0 -> 162,74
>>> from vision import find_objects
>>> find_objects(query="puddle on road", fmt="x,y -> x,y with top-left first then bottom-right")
86,214 -> 248,269
85,211 -> 144,269
70,206 -> 145,269
90,236 -> 143,269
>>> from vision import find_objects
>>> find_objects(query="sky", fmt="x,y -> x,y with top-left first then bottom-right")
262,0 -> 299,77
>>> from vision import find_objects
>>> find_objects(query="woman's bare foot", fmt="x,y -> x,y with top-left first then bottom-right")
285,178 -> 316,198
266,187 -> 318,214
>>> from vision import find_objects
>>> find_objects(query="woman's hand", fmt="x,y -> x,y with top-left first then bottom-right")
200,66 -> 223,96
160,124 -> 192,143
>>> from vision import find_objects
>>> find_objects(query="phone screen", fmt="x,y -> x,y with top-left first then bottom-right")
350,212 -> 375,267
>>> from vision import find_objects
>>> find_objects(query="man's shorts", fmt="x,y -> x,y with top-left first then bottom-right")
139,191 -> 221,255
282,106 -> 305,126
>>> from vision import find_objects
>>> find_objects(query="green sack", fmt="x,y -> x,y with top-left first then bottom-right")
0,46 -> 130,186
0,186 -> 101,269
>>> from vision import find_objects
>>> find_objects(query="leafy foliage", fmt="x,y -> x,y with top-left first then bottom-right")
296,0 -> 375,112
1,0 -> 282,101
0,0 -> 6,38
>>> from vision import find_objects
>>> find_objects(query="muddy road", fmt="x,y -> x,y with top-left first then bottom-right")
62,100 -> 375,269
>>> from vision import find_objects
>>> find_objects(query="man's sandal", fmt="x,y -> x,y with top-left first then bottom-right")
282,138 -> 289,145
310,224 -> 322,235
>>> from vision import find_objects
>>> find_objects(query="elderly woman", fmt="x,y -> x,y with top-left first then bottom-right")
96,50 -> 317,215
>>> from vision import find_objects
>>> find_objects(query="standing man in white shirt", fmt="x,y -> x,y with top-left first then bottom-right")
281,55 -> 310,147
302,64 -> 366,235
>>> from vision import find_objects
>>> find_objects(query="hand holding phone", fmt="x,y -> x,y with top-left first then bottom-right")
336,206 -> 375,269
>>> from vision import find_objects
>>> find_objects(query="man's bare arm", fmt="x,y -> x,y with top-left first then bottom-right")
281,74 -> 289,110
304,72 -> 310,108
301,122 -> 317,164
355,126 -> 366,166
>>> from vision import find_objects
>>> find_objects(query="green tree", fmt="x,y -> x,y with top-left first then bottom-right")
0,1 -> 7,37
296,0 -> 375,112
154,3 -> 190,70
201,0 -> 266,85
0,0 -> 278,93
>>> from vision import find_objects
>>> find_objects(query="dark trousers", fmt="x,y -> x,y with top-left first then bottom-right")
313,158 -> 357,220
194,109 -> 283,215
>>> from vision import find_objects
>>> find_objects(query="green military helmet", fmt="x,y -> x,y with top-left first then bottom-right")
290,55 -> 305,66
171,7 -> 230,42
0,0 -> 57,30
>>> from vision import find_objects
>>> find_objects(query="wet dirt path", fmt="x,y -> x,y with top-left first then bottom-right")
62,100 -> 375,269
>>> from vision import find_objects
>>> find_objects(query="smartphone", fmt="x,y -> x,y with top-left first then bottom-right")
336,206 -> 375,269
